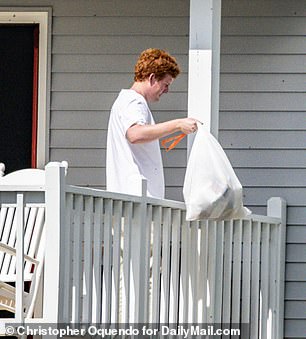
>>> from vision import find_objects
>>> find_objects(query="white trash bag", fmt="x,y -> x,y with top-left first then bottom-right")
183,125 -> 251,221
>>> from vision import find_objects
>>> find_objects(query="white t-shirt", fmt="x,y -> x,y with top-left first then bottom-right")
106,89 -> 165,198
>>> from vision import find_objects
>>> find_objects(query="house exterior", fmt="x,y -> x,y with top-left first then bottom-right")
0,0 -> 305,337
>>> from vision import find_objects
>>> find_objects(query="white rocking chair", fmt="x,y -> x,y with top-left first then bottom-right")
0,168 -> 46,318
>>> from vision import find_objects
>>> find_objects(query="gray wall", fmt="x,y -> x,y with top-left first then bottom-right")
220,1 -> 306,337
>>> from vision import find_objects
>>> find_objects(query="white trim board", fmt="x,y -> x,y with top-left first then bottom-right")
188,0 -> 221,155
0,9 -> 51,168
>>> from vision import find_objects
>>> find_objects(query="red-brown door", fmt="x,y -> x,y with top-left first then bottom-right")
0,24 -> 39,174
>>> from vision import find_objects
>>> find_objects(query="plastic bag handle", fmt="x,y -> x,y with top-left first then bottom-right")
161,133 -> 186,152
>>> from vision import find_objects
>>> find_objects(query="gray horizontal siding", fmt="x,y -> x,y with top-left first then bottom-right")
52,54 -> 189,73
3,0 -> 189,17
62,166 -> 186,188
220,130 -> 305,149
50,0 -> 189,17
221,73 -> 306,91
285,263 -> 306,281
225,149 -> 306,168
221,54 -> 306,74
52,73 -> 189,92
221,0 -> 306,17
220,112 -> 306,130
286,226 -> 306,243
53,16 -> 189,36
51,92 -> 188,111
221,36 -> 306,54
222,17 -> 306,35
284,320 -> 306,338
52,36 -> 189,54
50,110 -> 186,129
221,1 -> 306,337
220,93 -> 305,111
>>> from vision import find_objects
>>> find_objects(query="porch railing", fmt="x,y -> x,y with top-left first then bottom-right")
0,163 -> 286,339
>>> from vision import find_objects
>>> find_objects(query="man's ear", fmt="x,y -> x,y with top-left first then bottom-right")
149,73 -> 156,86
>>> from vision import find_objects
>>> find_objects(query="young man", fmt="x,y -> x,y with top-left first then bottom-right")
106,48 -> 198,198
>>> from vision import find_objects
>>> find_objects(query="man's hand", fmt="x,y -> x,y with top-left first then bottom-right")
177,118 -> 199,134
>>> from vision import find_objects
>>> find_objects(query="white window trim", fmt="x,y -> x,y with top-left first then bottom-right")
0,9 -> 51,168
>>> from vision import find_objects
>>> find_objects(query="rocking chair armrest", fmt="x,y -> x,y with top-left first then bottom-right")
0,243 -> 39,265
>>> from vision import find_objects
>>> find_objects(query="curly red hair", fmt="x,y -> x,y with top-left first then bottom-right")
134,48 -> 181,82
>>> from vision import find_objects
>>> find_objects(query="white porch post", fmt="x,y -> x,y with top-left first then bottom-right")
43,162 -> 66,323
188,0 -> 221,154
267,197 -> 287,339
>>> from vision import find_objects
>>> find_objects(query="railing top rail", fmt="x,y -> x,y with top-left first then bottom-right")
66,184 -> 187,210
0,185 -> 45,191
244,214 -> 281,225
66,184 -> 282,225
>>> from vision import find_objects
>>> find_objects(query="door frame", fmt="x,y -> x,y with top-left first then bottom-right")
0,9 -> 52,169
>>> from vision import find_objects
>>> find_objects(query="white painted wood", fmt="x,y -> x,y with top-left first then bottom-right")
179,216 -> 190,323
250,222 -> 261,339
111,200 -> 122,323
151,206 -> 162,323
189,220 -> 198,322
143,204 -> 152,322
268,197 -> 287,339
214,221 -> 224,324
92,197 -> 103,323
198,220 -> 209,323
160,208 -> 171,323
0,164 -> 5,177
122,201 -> 132,323
0,169 -> 45,187
188,49 -> 212,131
129,183 -> 147,323
71,194 -> 83,323
0,200 -> 45,320
188,0 -> 221,155
269,223 -> 278,339
43,162 -> 66,322
2,208 -> 22,276
82,196 -> 93,323
232,220 -> 242,324
0,163 -> 287,333
102,198 -> 113,323
241,220 -> 252,338
62,193 -> 73,322
169,209 -> 181,324
15,193 -> 24,323
0,207 -> 15,277
207,221 -> 217,323
260,223 -> 270,339
222,220 -> 233,323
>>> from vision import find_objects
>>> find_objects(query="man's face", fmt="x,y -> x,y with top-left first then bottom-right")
148,74 -> 174,102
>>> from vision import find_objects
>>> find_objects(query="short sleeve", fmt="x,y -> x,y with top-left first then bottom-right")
120,99 -> 149,135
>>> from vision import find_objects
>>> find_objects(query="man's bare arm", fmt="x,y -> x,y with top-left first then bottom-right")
126,118 -> 199,144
